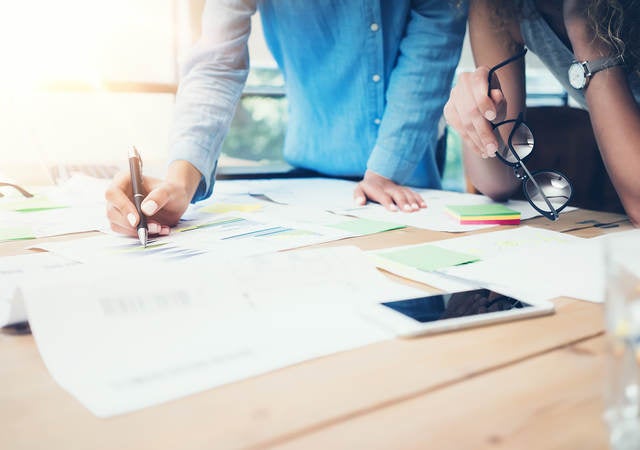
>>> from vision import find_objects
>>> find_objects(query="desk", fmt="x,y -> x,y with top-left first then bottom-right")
0,209 -> 633,450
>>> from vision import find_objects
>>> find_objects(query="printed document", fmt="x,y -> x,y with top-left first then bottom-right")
22,246 -> 424,417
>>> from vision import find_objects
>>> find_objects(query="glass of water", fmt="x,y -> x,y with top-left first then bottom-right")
604,230 -> 640,449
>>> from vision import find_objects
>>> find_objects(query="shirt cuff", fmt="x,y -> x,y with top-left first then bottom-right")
168,140 -> 219,203
366,145 -> 417,184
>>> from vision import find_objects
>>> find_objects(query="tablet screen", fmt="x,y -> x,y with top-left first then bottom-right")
381,289 -> 532,323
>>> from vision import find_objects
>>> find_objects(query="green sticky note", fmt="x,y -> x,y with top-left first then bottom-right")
379,244 -> 479,271
329,218 -> 406,235
445,204 -> 520,217
0,226 -> 36,241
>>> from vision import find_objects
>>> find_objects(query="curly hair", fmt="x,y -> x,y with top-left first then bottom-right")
490,0 -> 640,74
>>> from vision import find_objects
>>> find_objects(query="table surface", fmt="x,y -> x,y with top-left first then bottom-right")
1,208 -> 633,450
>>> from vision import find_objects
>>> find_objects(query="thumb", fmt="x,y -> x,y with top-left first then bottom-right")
141,183 -> 172,217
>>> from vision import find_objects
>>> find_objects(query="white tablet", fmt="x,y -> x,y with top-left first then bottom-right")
360,288 -> 555,338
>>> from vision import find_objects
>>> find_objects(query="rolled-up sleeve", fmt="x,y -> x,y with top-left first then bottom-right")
169,0 -> 257,202
367,0 -> 467,185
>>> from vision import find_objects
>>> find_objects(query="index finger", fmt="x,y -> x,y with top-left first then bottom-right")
105,172 -> 137,220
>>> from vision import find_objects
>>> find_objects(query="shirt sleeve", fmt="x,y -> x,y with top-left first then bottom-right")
169,0 -> 257,202
366,0 -> 468,184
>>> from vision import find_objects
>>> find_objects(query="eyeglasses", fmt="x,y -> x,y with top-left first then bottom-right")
0,182 -> 34,198
487,48 -> 573,221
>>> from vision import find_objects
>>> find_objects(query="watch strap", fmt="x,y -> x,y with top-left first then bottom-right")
583,55 -> 625,76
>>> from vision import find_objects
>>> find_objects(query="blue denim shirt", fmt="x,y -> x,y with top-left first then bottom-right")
170,0 -> 467,201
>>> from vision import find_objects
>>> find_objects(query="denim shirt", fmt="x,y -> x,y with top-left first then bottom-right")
169,0 -> 467,201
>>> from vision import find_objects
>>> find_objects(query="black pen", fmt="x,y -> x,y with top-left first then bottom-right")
128,146 -> 148,247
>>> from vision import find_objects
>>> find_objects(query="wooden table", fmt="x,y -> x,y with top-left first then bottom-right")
1,209 -> 633,450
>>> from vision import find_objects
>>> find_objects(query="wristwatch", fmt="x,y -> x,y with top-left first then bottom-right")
568,55 -> 624,90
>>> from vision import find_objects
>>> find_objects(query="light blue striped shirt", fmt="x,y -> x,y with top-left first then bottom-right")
170,0 -> 467,201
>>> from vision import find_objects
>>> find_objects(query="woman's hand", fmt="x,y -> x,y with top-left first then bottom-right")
105,160 -> 201,237
353,170 -> 426,212
443,67 -> 507,159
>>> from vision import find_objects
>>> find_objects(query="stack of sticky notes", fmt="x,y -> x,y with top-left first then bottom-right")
445,204 -> 521,225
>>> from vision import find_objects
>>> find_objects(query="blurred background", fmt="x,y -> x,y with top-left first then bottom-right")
0,0 -> 569,191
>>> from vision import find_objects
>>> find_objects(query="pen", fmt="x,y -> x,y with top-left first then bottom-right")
128,146 -> 148,247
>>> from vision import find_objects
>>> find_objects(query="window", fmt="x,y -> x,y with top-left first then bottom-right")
0,0 -> 179,185
0,4 -> 569,194
219,16 -> 288,174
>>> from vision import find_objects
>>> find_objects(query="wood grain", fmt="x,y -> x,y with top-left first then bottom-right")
270,336 -> 609,450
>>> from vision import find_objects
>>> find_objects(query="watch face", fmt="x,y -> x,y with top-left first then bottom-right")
568,63 -> 586,89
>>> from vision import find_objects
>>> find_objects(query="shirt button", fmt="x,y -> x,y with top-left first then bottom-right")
370,23 -> 379,32
372,74 -> 381,83
374,118 -> 381,125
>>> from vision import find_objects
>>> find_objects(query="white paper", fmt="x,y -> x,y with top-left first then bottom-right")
0,205 -> 108,239
33,211 -> 355,264
428,226 -> 584,257
213,178 -> 359,210
441,238 -> 607,303
23,246 -> 424,417
370,227 -> 585,297
0,175 -> 110,240
0,253 -> 79,326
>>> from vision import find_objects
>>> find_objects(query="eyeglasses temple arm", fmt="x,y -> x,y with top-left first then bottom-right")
0,182 -> 34,198
506,113 -> 558,220
486,47 -> 528,98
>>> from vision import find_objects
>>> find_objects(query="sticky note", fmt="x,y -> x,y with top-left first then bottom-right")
329,218 -> 406,235
446,204 -> 520,225
378,244 -> 480,272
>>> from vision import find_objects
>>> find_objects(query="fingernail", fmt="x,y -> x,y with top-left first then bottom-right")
127,213 -> 136,227
355,196 -> 366,205
411,203 -> 419,210
160,226 -> 171,236
403,204 -> 412,211
486,143 -> 498,156
484,110 -> 496,121
141,200 -> 157,216
148,223 -> 160,234
389,204 -> 398,211
481,153 -> 488,159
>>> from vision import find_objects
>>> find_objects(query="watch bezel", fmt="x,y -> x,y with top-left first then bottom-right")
568,61 -> 588,90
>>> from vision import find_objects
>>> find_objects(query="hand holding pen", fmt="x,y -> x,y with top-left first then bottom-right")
128,146 -> 148,246
105,152 -> 202,241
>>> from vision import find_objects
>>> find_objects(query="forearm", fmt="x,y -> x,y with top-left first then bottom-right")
463,142 -> 519,200
464,0 -> 524,198
569,20 -> 640,224
582,70 -> 640,224
169,66 -> 248,201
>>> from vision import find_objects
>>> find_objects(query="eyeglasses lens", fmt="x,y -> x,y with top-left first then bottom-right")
524,171 -> 572,213
493,122 -> 534,164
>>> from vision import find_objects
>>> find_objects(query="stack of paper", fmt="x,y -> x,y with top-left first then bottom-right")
21,246 -> 424,417
445,204 -> 521,225
369,227 -> 585,295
